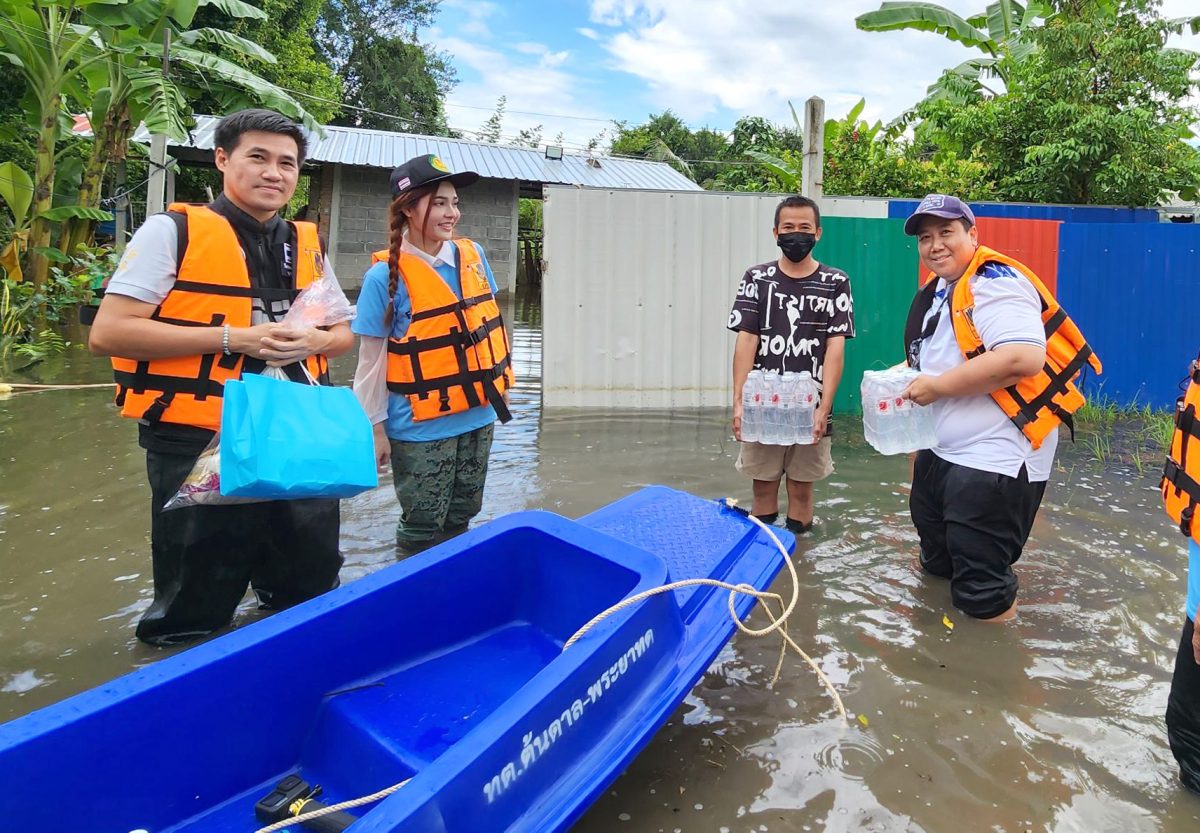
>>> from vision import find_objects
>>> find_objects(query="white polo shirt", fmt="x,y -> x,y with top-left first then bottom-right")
917,261 -> 1056,482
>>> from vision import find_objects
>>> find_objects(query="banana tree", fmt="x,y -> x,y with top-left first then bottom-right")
0,0 -> 119,300
856,0 -> 1053,130
57,0 -> 321,256
0,161 -> 34,282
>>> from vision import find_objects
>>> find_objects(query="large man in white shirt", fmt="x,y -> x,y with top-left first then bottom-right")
900,195 -> 1057,622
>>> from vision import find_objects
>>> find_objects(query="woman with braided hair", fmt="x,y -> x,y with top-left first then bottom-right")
352,155 -> 514,554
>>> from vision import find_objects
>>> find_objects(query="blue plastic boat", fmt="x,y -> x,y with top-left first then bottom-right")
0,486 -> 792,832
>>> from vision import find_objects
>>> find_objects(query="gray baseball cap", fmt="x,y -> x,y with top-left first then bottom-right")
904,194 -> 977,236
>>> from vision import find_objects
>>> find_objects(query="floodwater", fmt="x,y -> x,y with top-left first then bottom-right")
2,291 -> 1198,832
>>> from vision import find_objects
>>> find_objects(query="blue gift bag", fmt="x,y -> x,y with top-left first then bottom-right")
219,372 -> 377,499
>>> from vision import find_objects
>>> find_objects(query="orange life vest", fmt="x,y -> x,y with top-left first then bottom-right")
903,245 -> 1102,449
111,203 -> 328,431
1162,356 -> 1200,546
376,239 -> 513,423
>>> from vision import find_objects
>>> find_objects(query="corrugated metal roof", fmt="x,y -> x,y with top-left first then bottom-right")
133,115 -> 703,191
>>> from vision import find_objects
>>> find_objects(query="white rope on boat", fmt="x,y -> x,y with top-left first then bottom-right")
564,500 -> 847,723
253,498 -> 846,832
253,779 -> 411,833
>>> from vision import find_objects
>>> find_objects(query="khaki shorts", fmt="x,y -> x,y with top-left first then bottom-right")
736,437 -> 834,483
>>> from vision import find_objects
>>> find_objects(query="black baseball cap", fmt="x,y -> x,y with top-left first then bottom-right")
904,194 -> 977,236
389,153 -> 480,198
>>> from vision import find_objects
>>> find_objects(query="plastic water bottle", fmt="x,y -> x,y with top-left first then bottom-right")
795,371 -> 817,444
861,368 -> 937,454
762,371 -> 783,444
741,370 -> 763,443
780,372 -> 799,445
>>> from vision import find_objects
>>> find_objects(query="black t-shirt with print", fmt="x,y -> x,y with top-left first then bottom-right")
727,260 -> 855,391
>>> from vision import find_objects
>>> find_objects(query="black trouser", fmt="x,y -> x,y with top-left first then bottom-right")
909,450 -> 1047,619
1167,616 -> 1200,794
137,448 -> 343,647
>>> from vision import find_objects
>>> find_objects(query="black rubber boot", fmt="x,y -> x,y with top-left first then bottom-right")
786,517 -> 813,534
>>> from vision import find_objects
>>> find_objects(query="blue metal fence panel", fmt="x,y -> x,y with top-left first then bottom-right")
888,199 -> 1159,224
1056,223 -> 1200,409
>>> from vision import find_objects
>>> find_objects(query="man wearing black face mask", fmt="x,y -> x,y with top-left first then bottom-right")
727,195 -> 855,533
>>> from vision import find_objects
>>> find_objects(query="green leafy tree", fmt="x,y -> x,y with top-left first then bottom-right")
191,0 -> 343,124
61,0 -> 322,257
610,111 -> 734,186
318,0 -> 455,133
479,96 -> 505,143
918,0 -> 1200,204
0,0 -> 322,301
713,115 -> 794,191
0,0 -> 113,298
514,123 -> 543,148
857,0 -> 1053,130
745,99 -> 995,199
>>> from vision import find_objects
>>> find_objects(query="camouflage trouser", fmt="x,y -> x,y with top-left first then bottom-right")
389,424 -> 494,548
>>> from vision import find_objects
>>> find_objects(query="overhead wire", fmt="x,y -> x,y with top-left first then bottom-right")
0,16 -> 608,151
0,16 -> 791,174
0,16 -> 702,150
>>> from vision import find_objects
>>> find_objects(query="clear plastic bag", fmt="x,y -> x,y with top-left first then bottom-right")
281,275 -> 355,329
162,432 -> 263,511
860,367 -> 938,455
162,366 -> 300,511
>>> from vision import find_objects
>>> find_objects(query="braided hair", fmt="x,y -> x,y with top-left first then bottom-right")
384,183 -> 438,326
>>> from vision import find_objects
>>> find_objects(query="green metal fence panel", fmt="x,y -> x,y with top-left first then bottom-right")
816,216 -> 918,414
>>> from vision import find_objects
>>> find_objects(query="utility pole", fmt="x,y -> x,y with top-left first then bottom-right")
801,96 -> 825,203
114,160 -> 128,253
145,29 -> 171,216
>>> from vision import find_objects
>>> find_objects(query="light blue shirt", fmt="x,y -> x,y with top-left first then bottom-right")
1188,539 -> 1200,621
352,240 -> 500,442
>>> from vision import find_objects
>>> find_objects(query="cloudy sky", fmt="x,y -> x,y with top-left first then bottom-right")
427,0 -> 1200,151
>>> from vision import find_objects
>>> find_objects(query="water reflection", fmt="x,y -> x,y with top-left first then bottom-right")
2,290 -> 1200,831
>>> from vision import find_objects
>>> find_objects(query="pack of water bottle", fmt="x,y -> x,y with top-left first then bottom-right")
741,369 -> 818,446
860,367 -> 938,455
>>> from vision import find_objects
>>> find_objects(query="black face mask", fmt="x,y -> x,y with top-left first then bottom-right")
777,231 -> 817,263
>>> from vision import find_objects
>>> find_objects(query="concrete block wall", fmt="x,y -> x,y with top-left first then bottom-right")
330,164 -> 518,292
311,163 -> 335,244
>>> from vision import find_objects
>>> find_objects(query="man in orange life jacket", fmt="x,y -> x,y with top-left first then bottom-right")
89,109 -> 354,647
900,194 -> 1100,622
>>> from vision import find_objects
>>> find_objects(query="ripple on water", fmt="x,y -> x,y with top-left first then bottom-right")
813,729 -> 888,781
